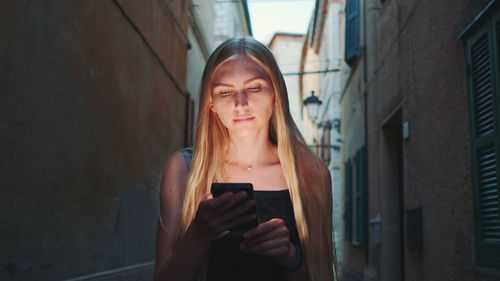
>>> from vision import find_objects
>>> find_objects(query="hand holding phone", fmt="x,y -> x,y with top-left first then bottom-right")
211,183 -> 259,231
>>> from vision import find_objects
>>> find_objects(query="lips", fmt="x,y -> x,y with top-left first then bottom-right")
233,116 -> 255,123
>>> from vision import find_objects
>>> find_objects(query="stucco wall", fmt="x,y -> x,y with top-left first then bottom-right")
0,1 -> 189,280
269,34 -> 305,134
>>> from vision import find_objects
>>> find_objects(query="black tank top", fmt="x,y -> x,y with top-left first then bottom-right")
207,190 -> 300,281
179,148 -> 301,281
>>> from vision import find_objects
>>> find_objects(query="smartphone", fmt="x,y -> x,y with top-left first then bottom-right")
210,183 -> 259,231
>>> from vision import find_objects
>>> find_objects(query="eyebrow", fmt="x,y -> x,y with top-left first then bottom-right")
212,76 -> 266,88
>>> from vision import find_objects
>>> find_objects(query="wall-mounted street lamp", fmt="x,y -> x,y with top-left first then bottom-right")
303,90 -> 322,122
303,91 -> 344,164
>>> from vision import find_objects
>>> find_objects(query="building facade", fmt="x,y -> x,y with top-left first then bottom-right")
186,0 -> 252,132
299,0 -> 344,267
186,0 -> 216,146
339,0 -> 500,281
213,0 -> 252,47
268,32 -> 305,134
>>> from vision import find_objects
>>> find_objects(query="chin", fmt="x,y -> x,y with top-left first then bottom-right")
229,126 -> 258,136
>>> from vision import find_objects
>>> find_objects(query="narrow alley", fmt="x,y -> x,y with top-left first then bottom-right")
1,1 -> 499,281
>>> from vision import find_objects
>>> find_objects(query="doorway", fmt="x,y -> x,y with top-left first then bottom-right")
380,109 -> 405,281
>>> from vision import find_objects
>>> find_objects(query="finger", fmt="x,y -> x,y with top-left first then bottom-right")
217,191 -> 248,213
244,237 -> 289,253
225,212 -> 257,231
242,225 -> 288,249
219,199 -> 255,223
210,199 -> 252,230
242,219 -> 288,248
203,194 -> 252,232
210,212 -> 255,234
206,192 -> 233,209
244,218 -> 284,239
241,228 -> 287,250
254,245 -> 289,257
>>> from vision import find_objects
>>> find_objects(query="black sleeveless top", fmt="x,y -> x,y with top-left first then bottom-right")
207,190 -> 300,281
180,148 -> 300,281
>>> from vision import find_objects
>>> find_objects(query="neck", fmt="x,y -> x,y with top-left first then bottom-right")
225,130 -> 276,167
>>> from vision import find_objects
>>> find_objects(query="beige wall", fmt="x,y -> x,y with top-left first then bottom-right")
186,0 -> 216,132
213,1 -> 252,47
301,46 -> 322,144
269,34 -> 305,134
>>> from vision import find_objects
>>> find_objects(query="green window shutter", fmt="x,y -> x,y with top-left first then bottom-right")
354,146 -> 367,244
465,16 -> 500,269
344,159 -> 353,241
345,0 -> 360,64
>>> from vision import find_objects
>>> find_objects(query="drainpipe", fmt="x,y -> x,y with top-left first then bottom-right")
362,0 -> 369,266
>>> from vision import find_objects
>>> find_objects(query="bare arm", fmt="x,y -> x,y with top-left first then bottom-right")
154,152 -> 211,281
154,152 -> 256,281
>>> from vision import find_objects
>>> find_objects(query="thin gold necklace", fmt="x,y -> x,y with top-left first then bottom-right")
223,159 -> 253,172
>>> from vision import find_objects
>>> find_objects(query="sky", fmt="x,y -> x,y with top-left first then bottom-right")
247,0 -> 315,44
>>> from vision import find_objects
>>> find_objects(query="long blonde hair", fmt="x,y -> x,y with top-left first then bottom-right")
178,37 -> 338,281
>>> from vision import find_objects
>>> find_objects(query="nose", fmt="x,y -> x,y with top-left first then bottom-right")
233,90 -> 249,110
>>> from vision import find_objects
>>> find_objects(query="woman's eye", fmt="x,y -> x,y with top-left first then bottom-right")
219,90 -> 232,96
247,86 -> 261,92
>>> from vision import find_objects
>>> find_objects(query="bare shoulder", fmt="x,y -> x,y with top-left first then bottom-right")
161,151 -> 189,194
157,150 -> 190,231
164,151 -> 188,175
156,151 -> 191,268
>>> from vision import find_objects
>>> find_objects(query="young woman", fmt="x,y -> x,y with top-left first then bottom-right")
155,37 -> 337,281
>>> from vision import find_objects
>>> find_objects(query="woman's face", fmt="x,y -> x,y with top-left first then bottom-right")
210,56 -> 275,137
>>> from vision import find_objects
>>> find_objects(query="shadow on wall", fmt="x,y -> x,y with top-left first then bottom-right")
109,185 -> 158,267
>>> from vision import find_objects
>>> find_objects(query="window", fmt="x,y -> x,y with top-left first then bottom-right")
345,0 -> 360,64
463,5 -> 500,270
344,146 -> 367,243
